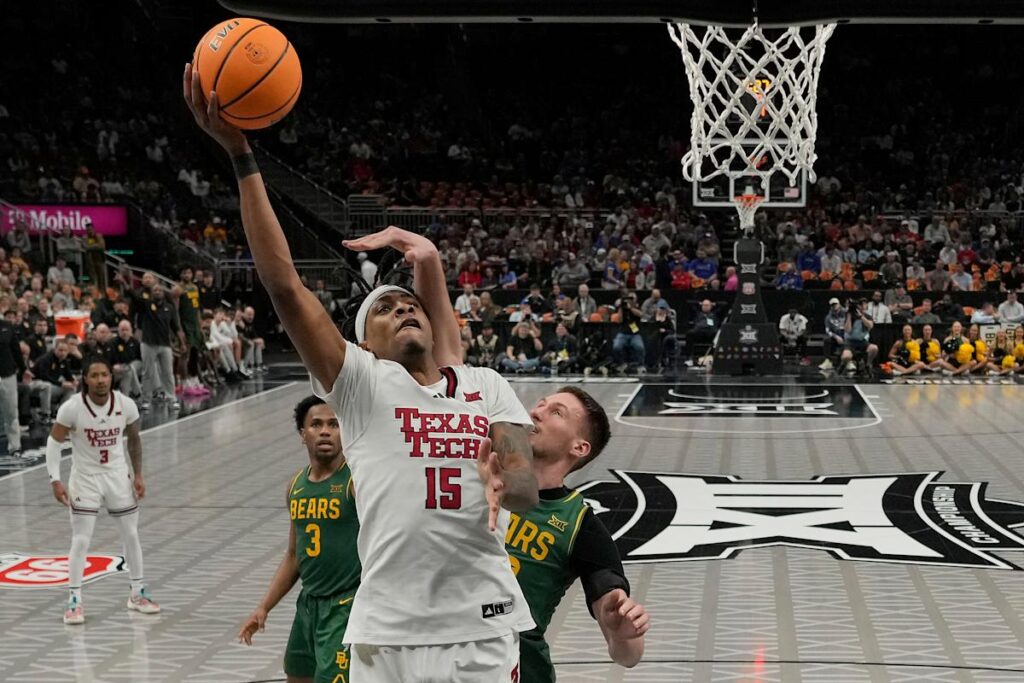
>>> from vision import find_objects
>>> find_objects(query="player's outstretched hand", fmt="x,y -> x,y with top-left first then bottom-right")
342,226 -> 439,266
133,474 -> 146,500
602,589 -> 650,640
51,481 -> 69,507
183,63 -> 250,157
238,606 -> 269,645
475,437 -> 505,532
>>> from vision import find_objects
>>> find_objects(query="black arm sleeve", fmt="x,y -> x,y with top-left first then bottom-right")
568,509 -> 630,618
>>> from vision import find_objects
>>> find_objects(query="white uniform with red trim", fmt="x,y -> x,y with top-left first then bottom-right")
313,345 -> 536,650
56,391 -> 140,514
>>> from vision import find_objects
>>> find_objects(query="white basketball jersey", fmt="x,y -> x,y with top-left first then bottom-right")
313,345 -> 536,646
56,391 -> 140,476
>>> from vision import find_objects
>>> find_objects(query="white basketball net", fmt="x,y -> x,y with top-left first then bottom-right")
668,21 -> 836,197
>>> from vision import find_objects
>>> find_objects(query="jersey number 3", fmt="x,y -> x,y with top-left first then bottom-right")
425,467 -> 461,510
99,449 -> 109,464
305,523 -> 320,557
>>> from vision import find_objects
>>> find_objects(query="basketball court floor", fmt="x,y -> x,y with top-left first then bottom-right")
3,378 -> 1024,682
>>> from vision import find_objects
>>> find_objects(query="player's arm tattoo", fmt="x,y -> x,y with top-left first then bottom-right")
489,421 -> 539,511
126,421 -> 143,475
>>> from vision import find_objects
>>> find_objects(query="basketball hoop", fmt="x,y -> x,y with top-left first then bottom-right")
668,18 -> 835,221
735,193 -> 765,231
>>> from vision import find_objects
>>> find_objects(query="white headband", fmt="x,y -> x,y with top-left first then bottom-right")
354,285 -> 413,343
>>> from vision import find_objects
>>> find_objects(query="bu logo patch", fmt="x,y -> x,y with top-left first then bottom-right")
0,553 -> 125,588
579,471 -> 1024,569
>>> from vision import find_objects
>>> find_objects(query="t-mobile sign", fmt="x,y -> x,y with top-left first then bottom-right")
1,204 -> 128,236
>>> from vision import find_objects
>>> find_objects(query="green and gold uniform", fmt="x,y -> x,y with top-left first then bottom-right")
284,463 -> 360,683
506,487 -> 629,683
178,281 -> 204,348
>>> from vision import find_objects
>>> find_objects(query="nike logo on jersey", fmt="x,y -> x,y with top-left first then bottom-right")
464,391 -> 482,402
338,597 -> 353,606
291,488 -> 304,495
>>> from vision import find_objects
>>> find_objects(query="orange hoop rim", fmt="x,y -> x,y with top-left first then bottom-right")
734,193 -> 766,208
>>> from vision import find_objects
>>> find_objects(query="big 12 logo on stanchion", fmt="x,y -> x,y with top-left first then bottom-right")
0,553 -> 125,588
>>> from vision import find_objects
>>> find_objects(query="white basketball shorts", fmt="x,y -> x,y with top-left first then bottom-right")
351,632 -> 520,683
68,468 -> 137,516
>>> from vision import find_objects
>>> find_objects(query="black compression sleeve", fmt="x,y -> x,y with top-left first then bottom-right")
569,510 -> 630,617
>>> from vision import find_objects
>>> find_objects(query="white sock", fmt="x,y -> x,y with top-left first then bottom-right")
69,587 -> 82,604
112,510 -> 145,597
68,511 -> 96,603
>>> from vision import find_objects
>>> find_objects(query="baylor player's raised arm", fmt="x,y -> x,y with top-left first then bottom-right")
182,65 -> 344,391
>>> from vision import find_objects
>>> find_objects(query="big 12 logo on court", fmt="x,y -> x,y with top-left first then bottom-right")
579,471 -> 1024,570
0,553 -> 125,588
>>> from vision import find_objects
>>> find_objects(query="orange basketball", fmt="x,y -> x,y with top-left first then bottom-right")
193,18 -> 301,130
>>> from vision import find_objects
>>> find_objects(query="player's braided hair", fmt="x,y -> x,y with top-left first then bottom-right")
337,249 -> 415,340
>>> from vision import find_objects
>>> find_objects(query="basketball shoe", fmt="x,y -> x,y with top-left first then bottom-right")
127,589 -> 161,614
64,596 -> 84,625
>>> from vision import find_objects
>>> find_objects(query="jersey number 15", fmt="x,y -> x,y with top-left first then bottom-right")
425,467 -> 461,510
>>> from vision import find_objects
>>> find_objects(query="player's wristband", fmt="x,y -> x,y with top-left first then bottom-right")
232,152 -> 259,180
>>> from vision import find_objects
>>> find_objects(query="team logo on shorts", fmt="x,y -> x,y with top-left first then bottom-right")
579,471 -> 1024,570
0,553 -> 125,588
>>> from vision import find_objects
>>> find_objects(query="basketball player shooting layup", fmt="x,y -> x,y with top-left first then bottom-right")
355,227 -> 651,682
238,396 -> 359,683
185,66 -> 538,681
46,356 -> 159,624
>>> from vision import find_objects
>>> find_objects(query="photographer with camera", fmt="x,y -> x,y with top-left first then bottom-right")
840,298 -> 879,376
500,322 -> 543,374
612,290 -> 646,373
541,322 -> 578,375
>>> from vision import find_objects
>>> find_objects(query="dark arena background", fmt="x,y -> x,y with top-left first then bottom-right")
3,1 -> 1024,681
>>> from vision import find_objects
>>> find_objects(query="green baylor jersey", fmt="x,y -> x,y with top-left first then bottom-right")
506,489 -> 588,632
506,489 -> 589,682
288,463 -> 361,597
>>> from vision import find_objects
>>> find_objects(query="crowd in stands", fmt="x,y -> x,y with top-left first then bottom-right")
775,288 -> 1024,378
0,217 -> 269,458
3,10 -> 1024,385
0,9 -> 251,268
255,27 -> 1024,315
